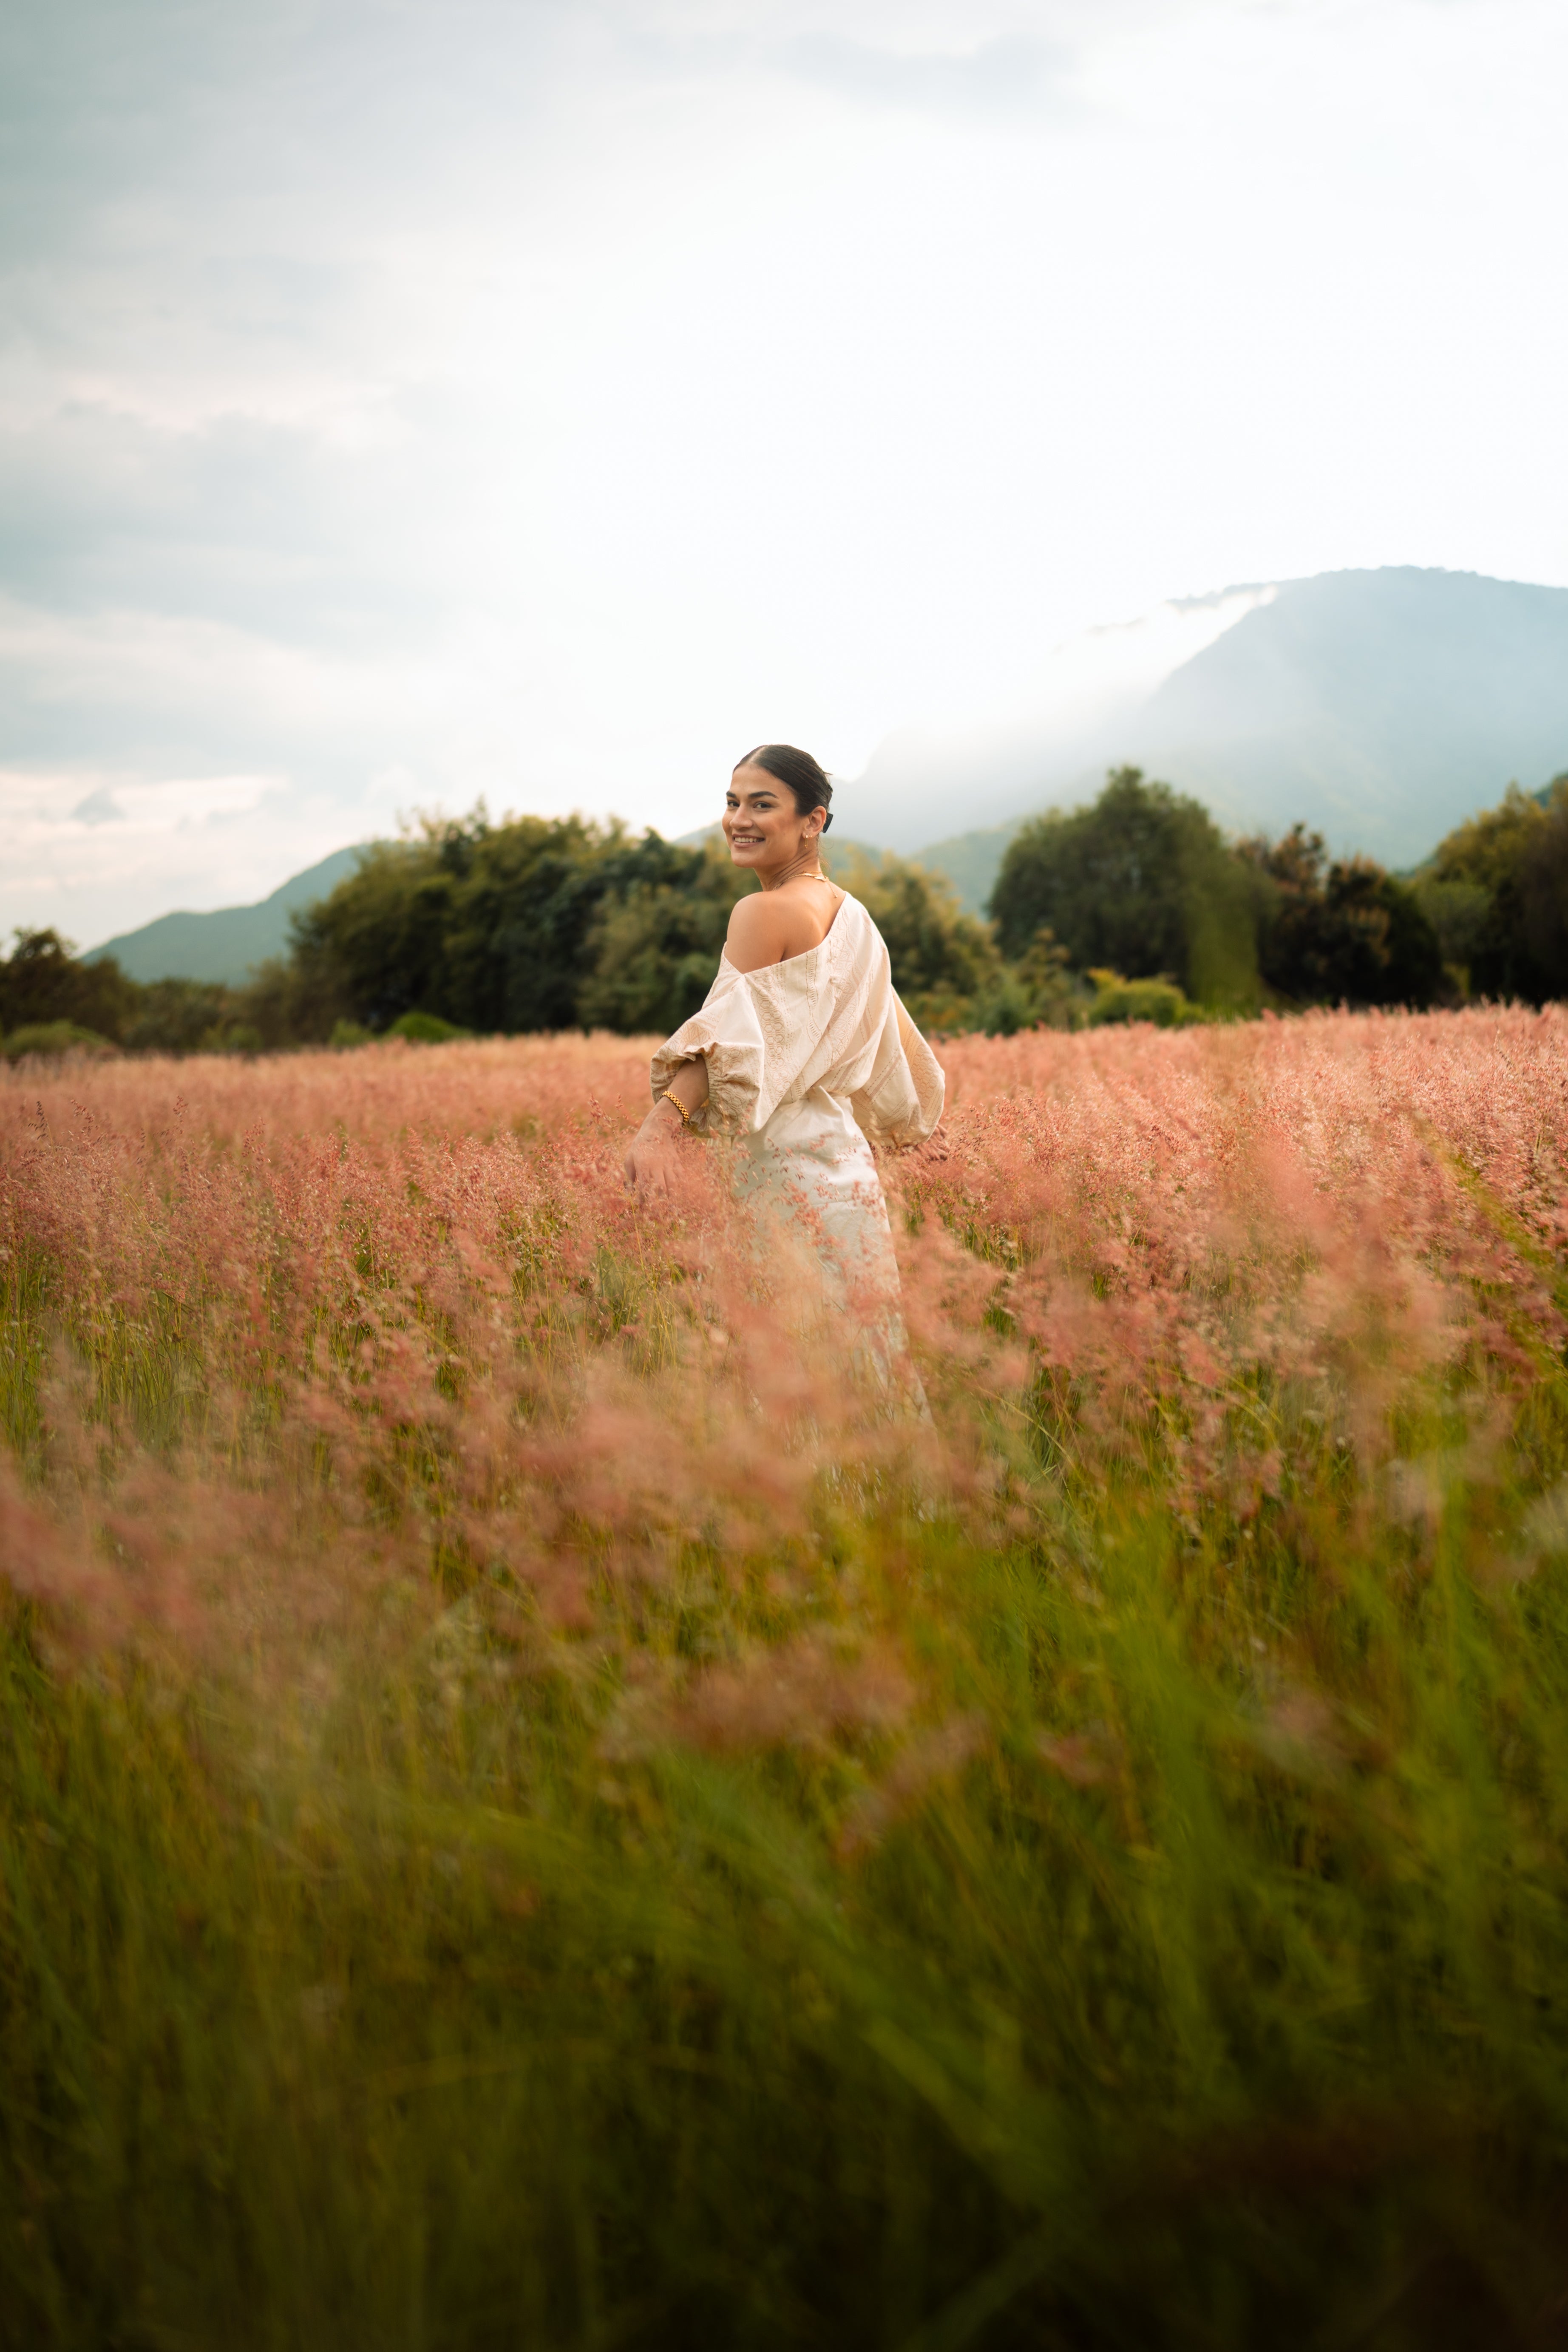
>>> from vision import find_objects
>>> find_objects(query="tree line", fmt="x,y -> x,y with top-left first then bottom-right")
988,763 -> 1567,1019
0,813 -> 1002,1057
4,765 -> 1565,1058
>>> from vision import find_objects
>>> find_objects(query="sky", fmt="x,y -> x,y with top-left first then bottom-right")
2,0 -> 1566,946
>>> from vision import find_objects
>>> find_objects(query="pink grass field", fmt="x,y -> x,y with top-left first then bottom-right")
11,1007 -> 1568,2346
3,1005 -> 1567,1666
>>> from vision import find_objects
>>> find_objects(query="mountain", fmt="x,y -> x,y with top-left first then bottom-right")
1129,570 -> 1568,859
906,821 -> 1027,914
84,847 -> 364,983
845,569 -> 1568,881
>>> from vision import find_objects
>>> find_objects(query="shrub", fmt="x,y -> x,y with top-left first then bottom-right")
386,1009 -> 472,1043
203,1021 -> 264,1054
962,931 -> 1085,1036
0,1020 -> 118,1061
1084,969 -> 1203,1027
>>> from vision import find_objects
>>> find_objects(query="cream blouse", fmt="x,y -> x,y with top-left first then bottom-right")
648,893 -> 944,1150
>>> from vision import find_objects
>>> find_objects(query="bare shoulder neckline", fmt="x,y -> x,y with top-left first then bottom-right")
720,889 -> 857,977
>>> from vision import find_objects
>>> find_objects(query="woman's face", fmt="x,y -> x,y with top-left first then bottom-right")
723,762 -> 823,875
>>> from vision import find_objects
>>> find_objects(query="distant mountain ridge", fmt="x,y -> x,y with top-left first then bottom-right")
906,822 -> 1027,914
85,848 -> 363,983
843,568 -> 1568,891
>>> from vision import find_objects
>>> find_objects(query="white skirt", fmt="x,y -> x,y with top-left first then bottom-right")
730,1086 -> 926,1414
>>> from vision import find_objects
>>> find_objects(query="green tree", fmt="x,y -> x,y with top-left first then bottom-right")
228,948 -> 350,1050
285,826 -> 469,1035
0,929 -> 137,1043
1238,826 -> 1443,1009
119,978 -> 243,1055
577,851 -> 747,1034
988,768 -> 1259,1009
289,816 -> 1008,1040
1410,877 -> 1492,996
290,811 -> 754,1037
968,927 -> 1083,1037
1425,777 -> 1568,1003
0,932 -> 285,1057
437,817 -> 724,1034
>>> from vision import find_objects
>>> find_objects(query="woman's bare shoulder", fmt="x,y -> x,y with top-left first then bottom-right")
725,894 -> 800,972
725,888 -> 838,974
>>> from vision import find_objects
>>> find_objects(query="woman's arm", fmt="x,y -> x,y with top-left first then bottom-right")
623,1054 -> 710,1198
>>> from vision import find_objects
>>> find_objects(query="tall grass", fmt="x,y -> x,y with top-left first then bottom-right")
5,1012 -> 1568,2348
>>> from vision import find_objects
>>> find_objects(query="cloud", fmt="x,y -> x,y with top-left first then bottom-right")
0,595 -> 450,768
70,785 -> 126,825
3,764 -> 403,950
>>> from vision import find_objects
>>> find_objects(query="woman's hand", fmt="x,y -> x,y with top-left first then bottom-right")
624,1059 -> 710,1201
623,1097 -> 687,1200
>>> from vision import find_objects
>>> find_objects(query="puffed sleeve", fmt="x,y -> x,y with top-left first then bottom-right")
649,964 -> 774,1133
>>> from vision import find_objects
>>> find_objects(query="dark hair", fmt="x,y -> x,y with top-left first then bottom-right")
735,743 -> 834,832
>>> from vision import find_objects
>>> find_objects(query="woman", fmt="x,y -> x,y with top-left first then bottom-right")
624,743 -> 944,1395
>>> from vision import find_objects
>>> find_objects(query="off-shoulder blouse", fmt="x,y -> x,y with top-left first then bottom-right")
648,893 -> 944,1148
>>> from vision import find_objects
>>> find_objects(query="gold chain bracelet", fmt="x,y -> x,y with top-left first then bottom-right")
656,1091 -> 693,1126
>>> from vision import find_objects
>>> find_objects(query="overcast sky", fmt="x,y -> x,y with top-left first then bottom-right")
3,0 -> 1566,945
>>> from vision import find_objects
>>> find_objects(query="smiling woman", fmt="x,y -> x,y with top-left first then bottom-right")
623,745 -> 944,1401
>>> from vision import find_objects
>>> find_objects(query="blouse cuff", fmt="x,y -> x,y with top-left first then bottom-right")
650,1030 -> 765,1134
